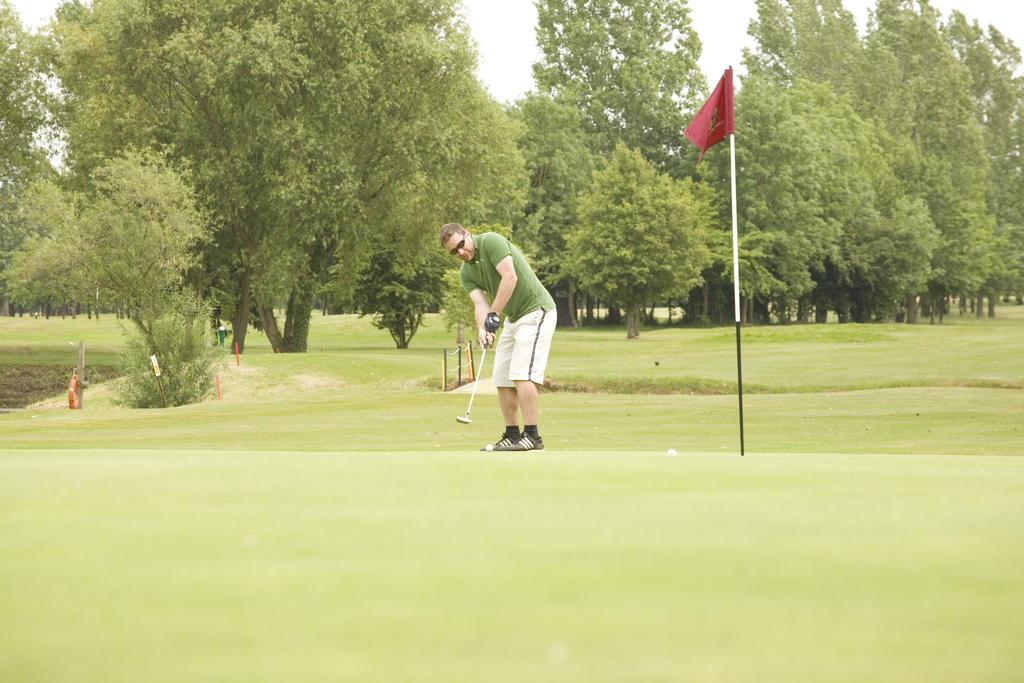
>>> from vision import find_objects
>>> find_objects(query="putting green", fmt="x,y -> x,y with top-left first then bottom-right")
1,448 -> 1021,682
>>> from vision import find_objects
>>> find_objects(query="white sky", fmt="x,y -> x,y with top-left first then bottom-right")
10,0 -> 1024,102
460,0 -> 1024,101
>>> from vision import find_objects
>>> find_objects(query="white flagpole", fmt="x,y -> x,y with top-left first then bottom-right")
729,132 -> 745,456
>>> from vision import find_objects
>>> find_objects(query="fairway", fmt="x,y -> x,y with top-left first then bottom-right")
2,308 -> 1023,456
2,448 -> 1022,683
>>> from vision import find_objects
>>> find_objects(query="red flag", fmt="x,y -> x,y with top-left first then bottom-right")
684,67 -> 735,160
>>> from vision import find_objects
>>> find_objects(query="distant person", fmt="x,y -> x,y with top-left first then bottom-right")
440,223 -> 556,451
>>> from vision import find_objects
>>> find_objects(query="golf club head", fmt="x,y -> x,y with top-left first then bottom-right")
455,414 -> 472,424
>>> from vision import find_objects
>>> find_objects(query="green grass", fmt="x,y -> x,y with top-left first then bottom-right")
1,448 -> 1021,682
1,308 -> 1023,681
2,386 -> 1022,455
2,306 -> 1022,455
553,310 -> 1024,392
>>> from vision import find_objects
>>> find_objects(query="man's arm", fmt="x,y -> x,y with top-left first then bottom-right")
469,288 -> 494,348
488,255 -> 518,317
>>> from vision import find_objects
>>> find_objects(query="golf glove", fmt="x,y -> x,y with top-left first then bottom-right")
485,312 -> 500,333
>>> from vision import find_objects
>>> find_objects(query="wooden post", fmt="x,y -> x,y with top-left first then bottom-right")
156,375 -> 168,408
150,355 -> 168,408
77,341 -> 86,408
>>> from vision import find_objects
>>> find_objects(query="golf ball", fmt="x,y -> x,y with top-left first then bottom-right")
666,448 -> 678,456
485,444 -> 494,452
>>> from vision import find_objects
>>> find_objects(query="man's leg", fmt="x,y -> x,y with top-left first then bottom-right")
498,386 -> 519,425
503,310 -> 555,452
492,321 -> 518,431
514,380 -> 539,424
508,379 -> 543,451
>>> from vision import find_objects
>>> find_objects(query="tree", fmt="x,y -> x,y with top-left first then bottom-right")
336,87 -> 525,351
5,179 -> 83,315
945,13 -> 1024,311
816,196 -> 937,322
856,0 -> 995,320
509,93 -> 596,326
712,77 -> 840,319
569,143 -> 711,338
0,0 -> 49,183
696,74 -> 939,324
50,0 -> 525,353
0,1 -> 52,314
533,0 -> 706,176
268,7 -> 526,352
440,267 -> 475,339
744,0 -> 864,96
351,237 -> 445,349
742,0 -> 1002,323
52,0 -> 310,348
9,151 -> 219,407
12,151 -> 206,337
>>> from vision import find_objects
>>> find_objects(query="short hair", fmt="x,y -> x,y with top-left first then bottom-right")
439,222 -> 465,246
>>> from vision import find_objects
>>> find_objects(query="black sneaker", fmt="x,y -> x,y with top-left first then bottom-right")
506,433 -> 544,451
482,434 -> 520,451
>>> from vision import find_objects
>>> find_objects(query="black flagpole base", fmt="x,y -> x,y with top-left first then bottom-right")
735,321 -> 745,456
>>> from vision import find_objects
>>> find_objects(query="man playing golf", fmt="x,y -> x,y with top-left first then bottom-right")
441,223 -> 557,451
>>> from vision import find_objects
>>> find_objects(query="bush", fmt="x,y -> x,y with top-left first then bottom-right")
115,294 -> 223,408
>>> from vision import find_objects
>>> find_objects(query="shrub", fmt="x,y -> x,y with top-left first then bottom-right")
115,293 -> 223,408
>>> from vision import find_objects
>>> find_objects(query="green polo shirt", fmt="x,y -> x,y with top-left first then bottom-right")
459,233 -> 555,323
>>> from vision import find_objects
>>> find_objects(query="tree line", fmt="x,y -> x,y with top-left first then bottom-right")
1,0 -> 1021,350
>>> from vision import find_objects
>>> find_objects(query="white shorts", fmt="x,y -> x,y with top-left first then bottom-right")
492,308 -> 557,388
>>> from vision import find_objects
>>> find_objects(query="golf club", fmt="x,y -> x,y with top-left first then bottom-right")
455,346 -> 487,424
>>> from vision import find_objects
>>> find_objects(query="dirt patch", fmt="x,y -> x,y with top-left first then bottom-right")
209,364 -> 345,400
292,374 -> 345,391
0,365 -> 120,409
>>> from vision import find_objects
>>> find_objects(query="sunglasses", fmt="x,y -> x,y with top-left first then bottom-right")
449,238 -> 466,256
